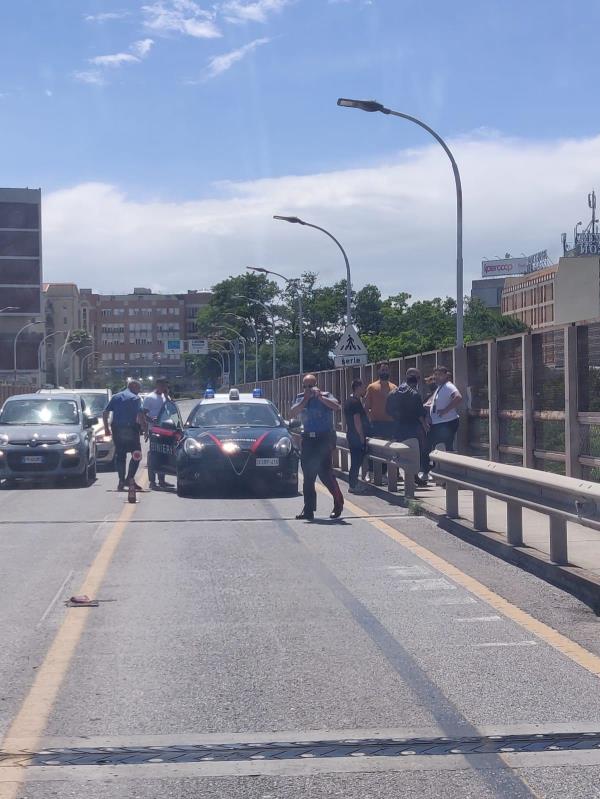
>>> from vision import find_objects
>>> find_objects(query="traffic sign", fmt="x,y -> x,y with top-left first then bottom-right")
164,339 -> 182,354
188,339 -> 209,355
333,324 -> 368,368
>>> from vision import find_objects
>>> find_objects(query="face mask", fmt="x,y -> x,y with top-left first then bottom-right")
379,371 -> 390,381
407,378 -> 418,387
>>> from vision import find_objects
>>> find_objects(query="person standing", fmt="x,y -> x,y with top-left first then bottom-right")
423,366 -> 462,478
385,368 -> 428,486
343,378 -> 369,494
290,374 -> 344,521
103,379 -> 147,492
365,362 -> 397,440
143,377 -> 174,490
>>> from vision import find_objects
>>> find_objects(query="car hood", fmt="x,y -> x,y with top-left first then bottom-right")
0,425 -> 82,443
185,425 -> 288,450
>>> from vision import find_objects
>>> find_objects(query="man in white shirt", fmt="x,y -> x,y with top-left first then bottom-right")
422,366 -> 462,480
143,377 -> 174,490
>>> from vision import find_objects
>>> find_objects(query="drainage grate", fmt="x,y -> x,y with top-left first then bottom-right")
4,731 -> 600,767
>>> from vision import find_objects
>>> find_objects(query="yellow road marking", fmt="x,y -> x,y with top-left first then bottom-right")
316,484 -> 600,678
0,472 -> 146,797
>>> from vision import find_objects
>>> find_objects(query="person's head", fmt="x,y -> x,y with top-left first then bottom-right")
433,366 -> 451,386
127,379 -> 142,395
351,378 -> 365,397
155,377 -> 169,395
302,373 -> 318,390
377,362 -> 390,381
405,367 -> 420,388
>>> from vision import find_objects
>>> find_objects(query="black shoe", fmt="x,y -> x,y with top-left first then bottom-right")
415,476 -> 429,487
296,508 -> 315,521
159,481 -> 174,489
330,503 -> 343,519
117,481 -> 125,492
149,482 -> 159,490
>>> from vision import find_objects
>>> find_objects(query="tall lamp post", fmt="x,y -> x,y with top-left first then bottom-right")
233,295 -> 277,383
13,320 -> 42,384
37,329 -> 68,381
56,329 -> 73,388
209,354 -> 224,386
215,323 -> 247,384
0,306 -> 19,313
246,266 -> 304,375
273,215 -> 352,329
79,350 -> 101,385
222,312 -> 259,382
210,340 -> 233,382
336,97 -> 464,348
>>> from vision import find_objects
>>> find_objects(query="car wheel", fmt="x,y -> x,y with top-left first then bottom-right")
76,458 -> 94,488
176,478 -> 193,497
1,478 -> 17,490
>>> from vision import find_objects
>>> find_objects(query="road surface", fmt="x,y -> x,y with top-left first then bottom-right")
1,404 -> 600,797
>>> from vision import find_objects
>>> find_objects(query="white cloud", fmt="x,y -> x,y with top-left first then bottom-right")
201,36 -> 270,80
85,11 -> 131,22
131,38 -> 155,57
89,52 -> 140,67
42,133 -> 600,299
73,70 -> 106,85
222,0 -> 291,24
142,0 -> 222,38
45,89 -> 53,97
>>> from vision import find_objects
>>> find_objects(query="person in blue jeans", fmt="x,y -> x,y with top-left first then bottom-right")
343,378 -> 370,494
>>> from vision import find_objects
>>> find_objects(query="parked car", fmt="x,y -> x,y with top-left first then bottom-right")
0,393 -> 97,487
37,388 -> 115,469
149,389 -> 300,497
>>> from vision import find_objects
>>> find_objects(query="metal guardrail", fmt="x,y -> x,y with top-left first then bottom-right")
431,450 -> 600,565
335,432 -> 420,498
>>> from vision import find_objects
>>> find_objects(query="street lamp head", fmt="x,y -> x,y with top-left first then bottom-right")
246,266 -> 267,273
337,98 -> 386,113
273,215 -> 304,225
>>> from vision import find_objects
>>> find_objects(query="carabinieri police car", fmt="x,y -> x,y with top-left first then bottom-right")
149,389 -> 300,497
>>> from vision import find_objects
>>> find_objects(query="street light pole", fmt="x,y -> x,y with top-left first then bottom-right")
37,329 -> 68,381
337,97 -> 464,348
246,266 -> 304,375
233,295 -> 276,382
214,323 -> 247,384
0,306 -> 19,313
56,329 -> 73,389
13,321 -> 42,384
222,313 -> 259,382
80,350 -> 101,386
273,216 -> 352,329
209,354 -> 224,386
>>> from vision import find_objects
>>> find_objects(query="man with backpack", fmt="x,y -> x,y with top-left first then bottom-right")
385,368 -> 428,487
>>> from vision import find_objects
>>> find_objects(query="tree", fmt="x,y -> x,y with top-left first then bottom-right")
354,285 -> 383,335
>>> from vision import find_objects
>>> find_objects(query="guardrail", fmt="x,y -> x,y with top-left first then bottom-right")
335,432 -> 420,498
431,450 -> 600,566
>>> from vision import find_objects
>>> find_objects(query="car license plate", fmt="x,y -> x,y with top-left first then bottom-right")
256,457 -> 279,466
23,456 -> 43,464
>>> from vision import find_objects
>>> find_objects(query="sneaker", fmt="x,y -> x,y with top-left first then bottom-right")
159,481 -> 174,489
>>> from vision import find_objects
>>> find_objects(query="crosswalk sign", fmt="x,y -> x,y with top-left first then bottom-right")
333,324 -> 368,367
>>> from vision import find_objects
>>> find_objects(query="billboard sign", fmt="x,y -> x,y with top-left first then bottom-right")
481,257 -> 528,278
164,339 -> 182,354
574,231 -> 600,255
188,339 -> 209,355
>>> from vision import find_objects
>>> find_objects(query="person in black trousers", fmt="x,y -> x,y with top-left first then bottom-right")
343,378 -> 369,494
386,368 -> 429,487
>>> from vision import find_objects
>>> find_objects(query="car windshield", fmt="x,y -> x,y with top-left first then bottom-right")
188,402 -> 279,428
0,399 -> 80,425
80,393 -> 108,417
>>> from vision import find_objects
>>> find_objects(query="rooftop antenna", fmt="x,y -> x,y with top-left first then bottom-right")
589,190 -> 597,235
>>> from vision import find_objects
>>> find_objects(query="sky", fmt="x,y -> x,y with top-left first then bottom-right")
3,0 -> 600,299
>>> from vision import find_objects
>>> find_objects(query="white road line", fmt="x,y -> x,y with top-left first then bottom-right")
386,566 -> 431,577
453,616 -> 502,623
398,578 -> 456,591
471,641 -> 538,648
37,571 -> 74,627
427,596 -> 476,606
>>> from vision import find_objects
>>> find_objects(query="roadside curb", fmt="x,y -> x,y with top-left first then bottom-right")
334,468 -> 600,615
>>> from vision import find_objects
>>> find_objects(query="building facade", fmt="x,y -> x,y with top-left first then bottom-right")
0,188 -> 44,384
471,277 -> 506,312
43,285 -> 211,386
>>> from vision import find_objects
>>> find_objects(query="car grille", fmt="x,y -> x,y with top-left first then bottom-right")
7,452 -> 61,472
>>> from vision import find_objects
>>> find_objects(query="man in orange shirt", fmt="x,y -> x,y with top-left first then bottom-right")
365,361 -> 397,440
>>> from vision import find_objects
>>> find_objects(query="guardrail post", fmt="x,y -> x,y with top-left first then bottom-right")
473,490 -> 487,530
388,462 -> 398,493
549,515 -> 568,565
564,324 -> 581,478
404,470 -> 415,498
446,483 -> 459,518
488,341 -> 499,461
506,501 -> 523,546
522,334 -> 535,468
373,460 -> 383,486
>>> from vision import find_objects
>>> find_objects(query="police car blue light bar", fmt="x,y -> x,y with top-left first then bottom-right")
204,389 -> 215,399
252,388 -> 263,398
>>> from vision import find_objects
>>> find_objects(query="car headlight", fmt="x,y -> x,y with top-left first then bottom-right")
95,433 -> 112,442
0,434 -> 8,446
221,441 -> 239,455
184,438 -> 204,457
274,437 -> 292,455
58,433 -> 80,445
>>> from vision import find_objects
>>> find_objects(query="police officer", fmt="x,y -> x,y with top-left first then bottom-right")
290,373 -> 344,521
103,379 -> 147,492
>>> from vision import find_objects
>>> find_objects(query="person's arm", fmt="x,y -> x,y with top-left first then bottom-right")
364,386 -> 373,420
102,410 -> 111,437
315,390 -> 340,412
353,413 -> 365,444
437,385 -> 463,417
385,391 -> 397,421
289,390 -> 311,419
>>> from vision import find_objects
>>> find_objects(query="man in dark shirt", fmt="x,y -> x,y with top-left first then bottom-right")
343,378 -> 369,494
290,373 -> 344,521
385,368 -> 428,486
103,380 -> 147,492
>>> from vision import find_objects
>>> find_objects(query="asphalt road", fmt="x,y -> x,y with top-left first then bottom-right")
2,405 -> 600,797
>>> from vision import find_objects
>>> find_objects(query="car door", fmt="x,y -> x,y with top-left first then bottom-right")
149,400 -> 184,475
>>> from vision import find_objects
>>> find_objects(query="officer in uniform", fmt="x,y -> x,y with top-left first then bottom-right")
290,374 -> 344,521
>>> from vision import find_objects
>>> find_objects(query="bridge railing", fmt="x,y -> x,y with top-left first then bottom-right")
334,432 -> 420,498
430,449 -> 600,565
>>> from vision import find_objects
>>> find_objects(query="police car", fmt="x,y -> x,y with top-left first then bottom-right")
149,389 -> 300,497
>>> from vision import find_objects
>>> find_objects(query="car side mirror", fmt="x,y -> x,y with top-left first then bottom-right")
84,416 -> 98,428
287,418 -> 302,430
161,419 -> 178,431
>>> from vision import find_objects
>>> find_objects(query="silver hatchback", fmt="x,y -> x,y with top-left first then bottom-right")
0,393 -> 97,487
